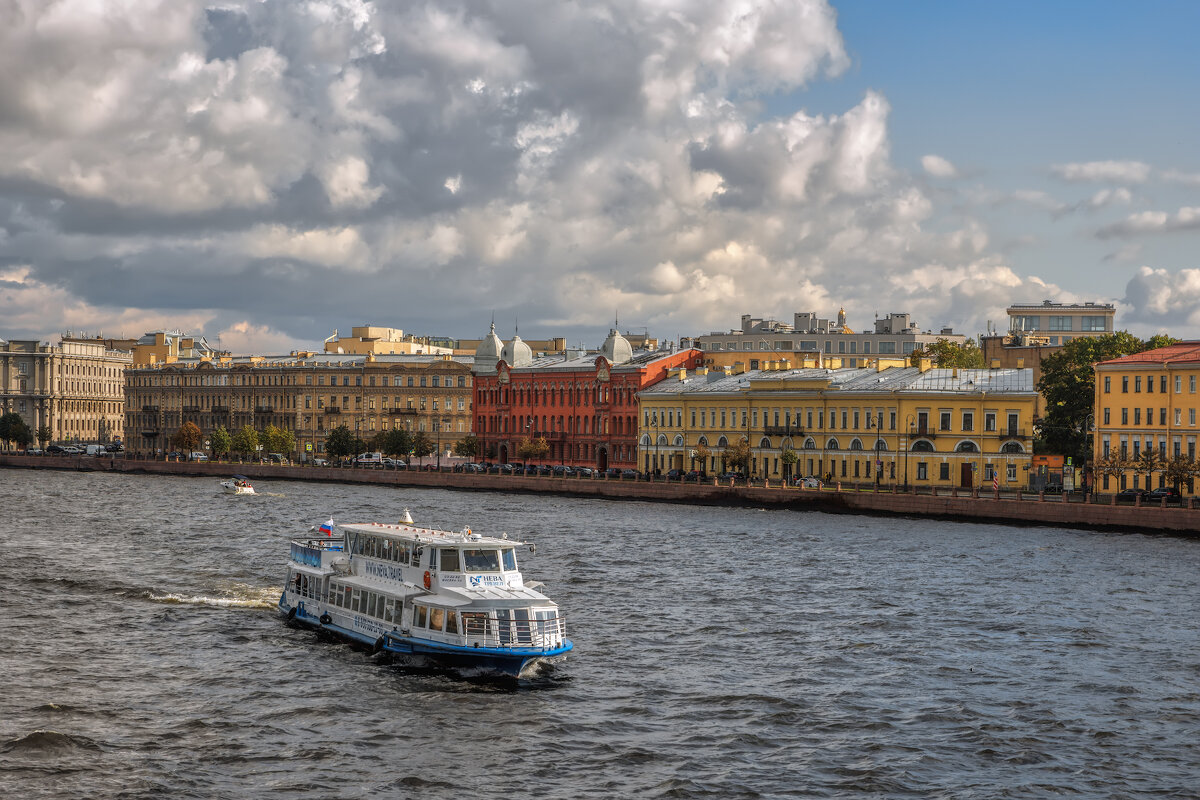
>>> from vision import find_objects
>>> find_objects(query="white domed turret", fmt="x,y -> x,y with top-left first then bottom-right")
600,327 -> 633,365
474,322 -> 503,375
501,332 -> 533,368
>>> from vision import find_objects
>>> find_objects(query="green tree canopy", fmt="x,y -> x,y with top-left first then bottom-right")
376,428 -> 413,459
210,426 -> 232,458
260,424 -> 296,456
411,431 -> 433,459
324,425 -> 356,460
1036,331 -> 1146,460
911,337 -> 985,368
36,425 -> 51,446
231,425 -> 260,458
0,413 -> 33,450
453,433 -> 479,459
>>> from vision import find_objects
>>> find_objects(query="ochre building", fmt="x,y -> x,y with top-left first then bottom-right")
638,363 -> 1036,488
125,353 -> 473,459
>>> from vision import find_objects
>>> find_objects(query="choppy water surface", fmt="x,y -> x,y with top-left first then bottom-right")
2,470 -> 1198,798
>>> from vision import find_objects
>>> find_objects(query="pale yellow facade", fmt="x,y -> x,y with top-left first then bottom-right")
638,364 -> 1036,488
325,327 -> 454,356
1093,344 -> 1200,493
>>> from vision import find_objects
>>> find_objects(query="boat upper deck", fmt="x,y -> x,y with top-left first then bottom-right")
338,521 -> 524,548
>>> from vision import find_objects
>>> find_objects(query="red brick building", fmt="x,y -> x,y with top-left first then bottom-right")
472,326 -> 702,470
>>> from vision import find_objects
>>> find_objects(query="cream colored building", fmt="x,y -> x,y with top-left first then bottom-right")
324,326 -> 453,356
638,363 -> 1036,488
0,335 -> 132,445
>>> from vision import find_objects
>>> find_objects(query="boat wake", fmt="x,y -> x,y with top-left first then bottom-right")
136,583 -> 280,610
1,730 -> 102,754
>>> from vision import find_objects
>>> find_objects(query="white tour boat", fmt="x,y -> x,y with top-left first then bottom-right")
220,475 -> 256,495
279,511 -> 572,677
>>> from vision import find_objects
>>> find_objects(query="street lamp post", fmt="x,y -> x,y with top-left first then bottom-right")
651,414 -> 659,478
435,416 -> 450,470
905,413 -> 916,490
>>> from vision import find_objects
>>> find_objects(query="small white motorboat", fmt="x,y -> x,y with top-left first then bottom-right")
220,475 -> 256,495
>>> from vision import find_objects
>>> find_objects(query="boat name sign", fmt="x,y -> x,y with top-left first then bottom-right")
365,562 -> 407,582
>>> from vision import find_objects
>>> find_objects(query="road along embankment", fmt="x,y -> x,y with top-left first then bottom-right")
3,455 -> 1197,535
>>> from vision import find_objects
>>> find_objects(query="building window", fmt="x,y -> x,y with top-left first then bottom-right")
1121,408 -> 1128,424
1192,376 -> 1197,394
917,462 -> 928,480
1161,408 -> 1167,425
1081,316 -> 1107,331
1176,375 -> 1182,393
1011,315 -> 1040,331
939,463 -> 950,480
878,342 -> 896,354
1135,376 -> 1142,392
940,411 -> 951,431
1048,316 -> 1071,331
962,412 -> 974,432
1134,408 -> 1141,425
1191,409 -> 1197,426
1176,409 -> 1182,425
1122,376 -> 1129,392
984,413 -> 996,431
1103,408 -> 1110,424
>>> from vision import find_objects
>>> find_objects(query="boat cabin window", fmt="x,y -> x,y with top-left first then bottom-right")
414,605 -> 427,628
351,589 -> 362,613
445,610 -> 458,634
440,549 -> 460,572
428,549 -> 438,570
462,549 -> 501,572
412,546 -> 423,568
429,607 -> 445,631
502,548 -> 516,571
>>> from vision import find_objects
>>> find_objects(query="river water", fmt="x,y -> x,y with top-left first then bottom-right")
2,469 -> 1198,799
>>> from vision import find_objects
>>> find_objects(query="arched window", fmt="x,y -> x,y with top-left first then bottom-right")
759,437 -> 771,448
911,440 -> 935,452
657,434 -> 669,446
956,441 -> 979,453
804,438 -> 816,450
640,434 -> 651,446
874,439 -> 888,451
849,438 -> 863,451
717,436 -> 729,448
826,438 -> 840,450
673,435 -> 685,446
698,436 -> 709,447
1001,441 -> 1024,453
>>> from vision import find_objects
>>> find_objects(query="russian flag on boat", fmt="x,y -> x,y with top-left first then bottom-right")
318,518 -> 334,537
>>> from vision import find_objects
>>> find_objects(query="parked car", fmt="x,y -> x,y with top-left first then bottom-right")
576,467 -> 595,478
551,465 -> 575,477
665,469 -> 684,480
64,446 -> 84,455
684,470 -> 703,481
620,469 -> 639,480
1148,487 -> 1183,504
189,451 -> 208,462
795,475 -> 821,488
1115,488 -> 1149,502
25,447 -> 43,455
312,458 -> 329,467
105,443 -> 124,452
605,467 -> 622,479
46,444 -> 66,454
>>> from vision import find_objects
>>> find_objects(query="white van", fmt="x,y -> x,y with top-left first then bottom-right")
355,451 -> 383,467
85,444 -> 104,456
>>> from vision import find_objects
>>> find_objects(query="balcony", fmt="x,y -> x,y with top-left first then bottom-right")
386,408 -> 418,416
182,405 -> 201,413
323,407 -> 340,414
997,427 -> 1028,440
211,406 -> 229,414
255,406 -> 275,413
909,426 -> 936,439
763,425 -> 804,437
141,405 -> 159,413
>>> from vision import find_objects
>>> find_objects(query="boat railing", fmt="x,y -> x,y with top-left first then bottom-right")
290,538 -> 344,568
461,613 -> 566,650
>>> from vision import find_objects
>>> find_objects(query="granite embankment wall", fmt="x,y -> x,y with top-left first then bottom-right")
3,454 -> 1198,535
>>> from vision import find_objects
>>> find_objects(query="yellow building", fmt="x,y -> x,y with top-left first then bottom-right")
637,363 -> 1036,488
695,351 -> 911,372
324,326 -> 454,356
104,330 -> 223,367
1093,342 -> 1200,493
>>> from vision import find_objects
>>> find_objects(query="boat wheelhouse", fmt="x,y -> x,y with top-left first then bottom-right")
279,514 -> 572,677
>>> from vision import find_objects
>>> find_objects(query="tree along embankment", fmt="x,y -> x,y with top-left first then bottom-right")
3,454 -> 1197,535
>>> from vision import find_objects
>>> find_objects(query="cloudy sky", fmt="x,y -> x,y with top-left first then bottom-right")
2,0 -> 1198,353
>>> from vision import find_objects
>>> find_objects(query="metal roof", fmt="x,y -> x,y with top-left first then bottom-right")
639,366 -> 1036,396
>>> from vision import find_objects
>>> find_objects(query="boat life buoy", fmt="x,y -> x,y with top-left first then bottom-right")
423,571 -> 431,590
287,606 -> 296,621
319,613 -> 331,625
